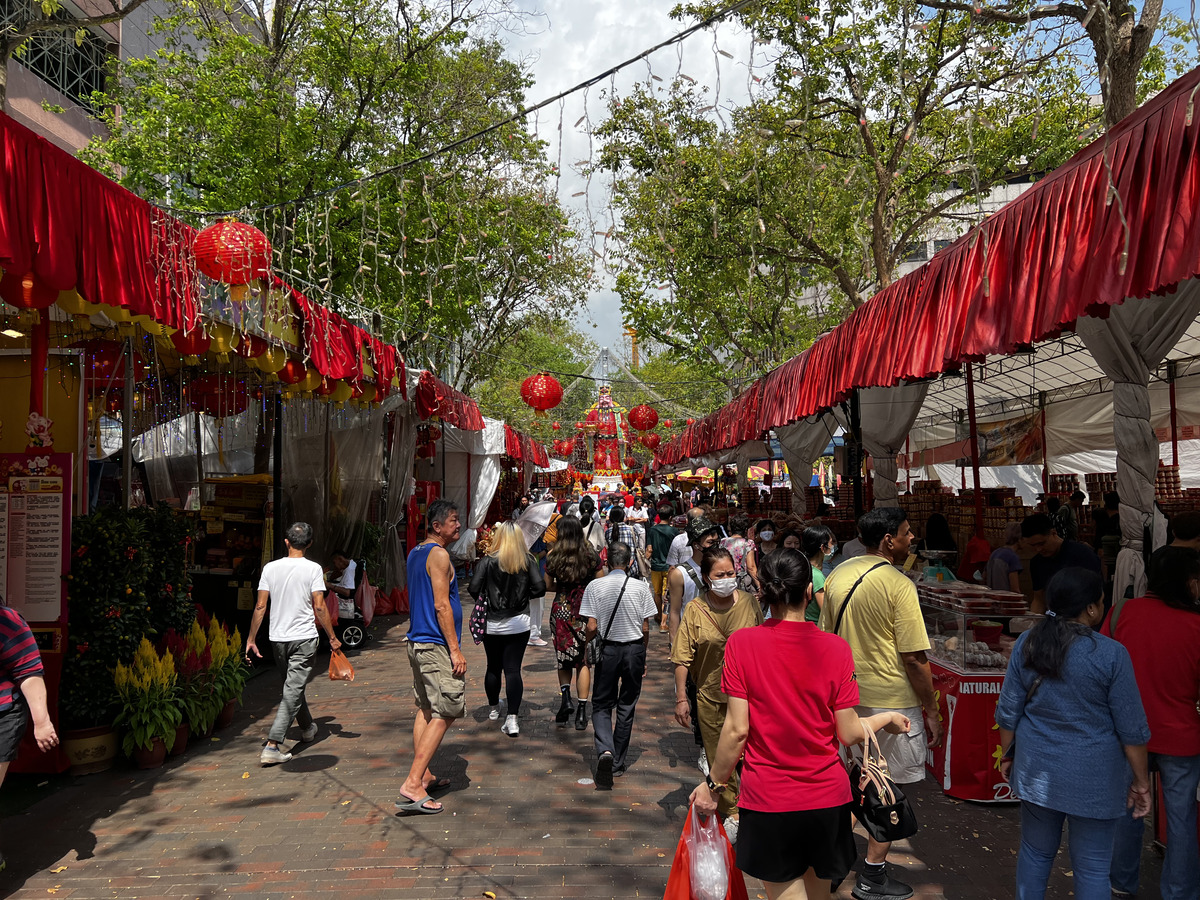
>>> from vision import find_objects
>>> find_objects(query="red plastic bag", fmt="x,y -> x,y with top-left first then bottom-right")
662,803 -> 747,900
391,587 -> 409,614
329,649 -> 355,681
374,587 -> 395,617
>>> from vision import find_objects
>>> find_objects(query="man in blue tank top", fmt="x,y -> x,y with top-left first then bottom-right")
396,499 -> 464,815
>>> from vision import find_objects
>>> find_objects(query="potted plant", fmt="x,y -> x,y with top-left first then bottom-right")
182,618 -> 219,737
207,617 -> 246,729
113,638 -> 181,769
161,628 -> 205,754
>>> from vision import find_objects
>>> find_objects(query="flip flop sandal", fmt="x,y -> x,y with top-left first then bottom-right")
394,793 -> 443,815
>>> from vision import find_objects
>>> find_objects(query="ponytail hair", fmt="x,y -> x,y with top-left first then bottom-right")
578,495 -> 596,528
757,547 -> 812,611
1022,567 -> 1101,679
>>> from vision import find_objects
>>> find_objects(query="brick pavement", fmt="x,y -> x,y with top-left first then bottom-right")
1,613 -> 1164,899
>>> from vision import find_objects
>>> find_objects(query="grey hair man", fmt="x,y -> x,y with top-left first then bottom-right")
581,541 -> 658,789
246,522 -> 340,766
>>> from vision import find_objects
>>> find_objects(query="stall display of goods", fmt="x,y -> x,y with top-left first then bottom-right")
1048,473 -> 1080,494
928,662 -> 1013,803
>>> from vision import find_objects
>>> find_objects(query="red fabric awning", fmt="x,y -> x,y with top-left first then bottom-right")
503,424 -> 549,466
656,65 -> 1200,469
416,370 -> 484,430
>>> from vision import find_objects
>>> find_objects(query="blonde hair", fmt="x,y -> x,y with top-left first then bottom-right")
489,521 -> 528,575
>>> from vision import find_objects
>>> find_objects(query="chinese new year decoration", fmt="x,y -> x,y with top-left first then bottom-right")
628,404 -> 659,432
193,220 -> 272,286
520,372 -> 563,416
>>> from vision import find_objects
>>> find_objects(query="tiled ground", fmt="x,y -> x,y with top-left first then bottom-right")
1,613 -> 1164,898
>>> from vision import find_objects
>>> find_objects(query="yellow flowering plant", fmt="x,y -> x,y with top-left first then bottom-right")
113,638 -> 183,756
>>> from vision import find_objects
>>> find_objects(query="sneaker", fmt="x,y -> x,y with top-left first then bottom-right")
300,722 -> 318,743
488,706 -> 501,720
852,865 -> 914,900
527,636 -> 548,647
595,752 -> 614,789
724,818 -> 738,846
501,714 -> 520,737
259,744 -> 293,766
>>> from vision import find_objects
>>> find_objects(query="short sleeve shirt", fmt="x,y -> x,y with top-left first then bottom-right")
258,556 -> 327,642
820,556 -> 930,708
806,568 -> 826,623
670,592 -> 763,704
986,547 -> 1022,591
666,532 -> 691,568
647,524 -> 679,571
580,572 -> 658,642
723,620 -> 859,813
0,606 -> 44,712
1029,540 -> 1102,592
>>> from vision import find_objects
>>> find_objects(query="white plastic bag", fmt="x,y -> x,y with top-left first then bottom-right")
684,804 -> 729,900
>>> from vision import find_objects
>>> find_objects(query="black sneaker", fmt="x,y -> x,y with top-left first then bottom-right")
595,752 -> 614,789
852,865 -> 914,900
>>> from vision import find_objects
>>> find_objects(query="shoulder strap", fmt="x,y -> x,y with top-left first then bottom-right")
833,561 -> 891,635
600,575 -> 631,641
681,559 -> 706,595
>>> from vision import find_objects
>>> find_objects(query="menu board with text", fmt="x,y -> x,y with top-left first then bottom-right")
0,454 -> 71,624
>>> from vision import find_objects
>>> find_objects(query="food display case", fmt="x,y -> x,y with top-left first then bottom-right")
918,582 -> 1033,802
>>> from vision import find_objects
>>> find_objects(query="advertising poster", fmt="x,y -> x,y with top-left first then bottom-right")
972,413 -> 1044,467
927,662 -> 1013,803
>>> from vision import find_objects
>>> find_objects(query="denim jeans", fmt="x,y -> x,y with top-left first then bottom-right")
1111,753 -> 1200,900
1016,801 -> 1118,900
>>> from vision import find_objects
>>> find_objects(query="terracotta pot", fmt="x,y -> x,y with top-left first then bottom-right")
215,699 -> 237,730
62,725 -> 118,775
170,723 -> 189,756
132,736 -> 167,770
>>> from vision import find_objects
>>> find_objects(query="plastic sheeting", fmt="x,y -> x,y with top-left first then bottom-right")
381,404 -> 419,592
444,417 -> 506,563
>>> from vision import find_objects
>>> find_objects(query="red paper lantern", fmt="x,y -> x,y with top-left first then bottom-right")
663,419 -> 673,429
193,220 -> 272,286
171,328 -> 212,358
235,333 -> 268,359
551,421 -> 561,431
277,359 -> 306,385
190,374 -> 248,418
562,438 -> 575,456
75,339 -> 146,391
628,404 -> 659,432
0,270 -> 57,311
686,418 -> 695,426
315,377 -> 337,397
641,432 -> 661,450
416,442 -> 437,459
623,454 -> 638,469
520,372 -> 563,415
575,421 -> 585,431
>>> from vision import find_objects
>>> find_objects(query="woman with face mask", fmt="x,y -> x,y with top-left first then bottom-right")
801,525 -> 835,625
669,546 -> 764,830
754,519 -> 779,559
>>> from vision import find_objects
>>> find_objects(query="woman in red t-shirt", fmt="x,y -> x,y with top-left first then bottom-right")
689,548 -> 910,900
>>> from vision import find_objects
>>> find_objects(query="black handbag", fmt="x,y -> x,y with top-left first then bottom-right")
586,575 -> 630,666
847,721 -> 919,843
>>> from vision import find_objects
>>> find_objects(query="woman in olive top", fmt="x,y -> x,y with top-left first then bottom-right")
670,546 -> 763,821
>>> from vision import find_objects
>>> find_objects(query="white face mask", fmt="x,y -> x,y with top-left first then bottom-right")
758,530 -> 775,542
708,577 -> 738,597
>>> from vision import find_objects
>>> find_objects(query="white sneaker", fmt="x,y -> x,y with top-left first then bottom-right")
259,744 -> 292,766
488,706 -> 501,720
501,714 -> 519,736
300,723 -> 318,743
527,636 -> 548,647
724,817 -> 739,846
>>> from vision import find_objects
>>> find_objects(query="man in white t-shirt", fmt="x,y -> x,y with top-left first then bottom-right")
580,541 -> 659,789
327,552 -> 358,618
246,522 -> 341,766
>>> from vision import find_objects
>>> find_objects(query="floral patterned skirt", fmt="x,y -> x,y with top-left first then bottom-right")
551,583 -> 588,669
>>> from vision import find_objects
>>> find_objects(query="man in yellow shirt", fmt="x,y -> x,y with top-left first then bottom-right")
821,507 -> 940,900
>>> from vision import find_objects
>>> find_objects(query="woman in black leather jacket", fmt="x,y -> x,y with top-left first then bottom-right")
468,521 -> 546,737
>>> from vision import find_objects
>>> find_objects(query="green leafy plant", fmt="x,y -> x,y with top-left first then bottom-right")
113,638 -> 181,756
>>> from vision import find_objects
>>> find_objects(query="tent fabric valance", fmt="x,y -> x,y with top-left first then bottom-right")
416,370 -> 485,431
503,424 -> 550,467
655,65 -> 1200,469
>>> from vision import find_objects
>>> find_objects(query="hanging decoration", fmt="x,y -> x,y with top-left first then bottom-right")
520,372 -> 564,416
0,270 -> 57,311
641,432 -> 661,450
628,404 -> 659,432
190,374 -> 248,418
551,421 -> 561,431
25,411 -> 53,449
171,328 -> 211,361
663,419 -> 673,429
276,358 -> 307,385
193,220 -> 272,286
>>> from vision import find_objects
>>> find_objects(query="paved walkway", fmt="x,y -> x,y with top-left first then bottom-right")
2,614 -> 1162,899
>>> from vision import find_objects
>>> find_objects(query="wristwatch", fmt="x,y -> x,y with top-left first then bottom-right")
705,774 -> 728,794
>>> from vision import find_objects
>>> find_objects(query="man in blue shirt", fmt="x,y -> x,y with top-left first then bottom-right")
397,499 -> 463,815
1021,513 -> 1101,614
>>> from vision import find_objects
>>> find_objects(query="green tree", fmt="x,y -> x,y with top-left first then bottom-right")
82,0 -> 591,390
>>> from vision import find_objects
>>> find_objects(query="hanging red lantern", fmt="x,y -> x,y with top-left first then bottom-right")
315,377 -> 337,396
171,328 -> 211,358
623,454 -> 638,469
235,333 -> 268,360
74,339 -> 146,392
641,432 -> 661,450
628,404 -> 659,432
663,419 -> 673,429
416,442 -> 437,459
686,418 -> 695,426
0,269 -> 57,311
190,374 -> 248,418
193,220 -> 272,286
277,359 -> 306,385
427,424 -> 442,442
520,372 -> 564,415
561,438 -> 575,456
574,421 -> 585,431
551,421 -> 561,431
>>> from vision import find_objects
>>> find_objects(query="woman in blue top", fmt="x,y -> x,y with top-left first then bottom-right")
995,567 -> 1151,900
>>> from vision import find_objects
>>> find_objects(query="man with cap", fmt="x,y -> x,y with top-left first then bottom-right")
666,515 -> 722,649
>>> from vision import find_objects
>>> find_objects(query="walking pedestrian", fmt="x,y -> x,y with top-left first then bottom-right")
1109,546 -> 1200,900
468,521 -> 545,737
647,503 -> 680,631
689,548 -> 912,900
666,516 -> 722,648
0,598 -> 58,871
547,516 -> 601,729
819,507 -> 940,900
720,514 -> 759,595
801,524 -> 835,624
670,546 -> 762,825
245,522 -> 341,766
578,495 -> 605,556
581,541 -> 658,788
604,507 -> 642,577
996,567 -> 1151,900
396,499 -> 465,815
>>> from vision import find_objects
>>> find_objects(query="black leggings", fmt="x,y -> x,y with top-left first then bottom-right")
482,631 -> 530,715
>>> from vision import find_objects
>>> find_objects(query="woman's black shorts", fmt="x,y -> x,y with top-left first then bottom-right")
0,700 -> 29,763
735,803 -> 857,887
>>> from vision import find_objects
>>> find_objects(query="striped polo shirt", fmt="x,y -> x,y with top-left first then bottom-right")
0,606 -> 43,712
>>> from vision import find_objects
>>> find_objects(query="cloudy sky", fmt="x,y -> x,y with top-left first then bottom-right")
504,0 -> 757,360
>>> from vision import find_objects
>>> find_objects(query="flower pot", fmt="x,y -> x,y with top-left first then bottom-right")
170,723 -> 189,756
62,725 -> 118,775
132,736 -> 167,769
215,699 -> 237,730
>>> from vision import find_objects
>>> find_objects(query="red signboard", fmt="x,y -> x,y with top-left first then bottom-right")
927,661 -> 1013,803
